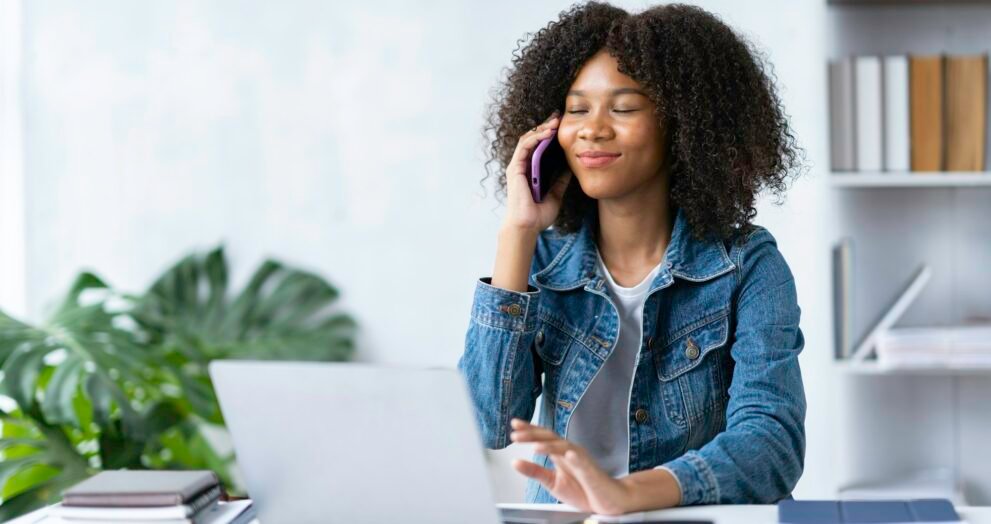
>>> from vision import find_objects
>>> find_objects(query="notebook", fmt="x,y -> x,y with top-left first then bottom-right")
62,470 -> 219,507
39,500 -> 254,524
778,499 -> 960,523
50,484 -> 220,519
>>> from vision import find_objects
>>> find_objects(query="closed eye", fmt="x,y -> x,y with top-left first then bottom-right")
566,109 -> 638,114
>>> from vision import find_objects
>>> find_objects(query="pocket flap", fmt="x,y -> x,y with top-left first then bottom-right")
654,311 -> 729,381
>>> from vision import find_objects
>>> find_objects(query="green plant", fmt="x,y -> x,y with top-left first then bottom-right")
0,246 -> 357,519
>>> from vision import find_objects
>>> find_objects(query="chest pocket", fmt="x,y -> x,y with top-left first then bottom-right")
653,309 -> 732,427
654,310 -> 730,380
534,315 -> 573,366
533,314 -> 578,409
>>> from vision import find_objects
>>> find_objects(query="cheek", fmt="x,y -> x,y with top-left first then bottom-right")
624,123 -> 666,158
556,123 -> 579,149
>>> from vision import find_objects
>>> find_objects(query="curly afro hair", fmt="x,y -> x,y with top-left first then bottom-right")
480,1 -> 807,241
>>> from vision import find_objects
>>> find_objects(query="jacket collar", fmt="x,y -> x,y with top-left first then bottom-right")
533,207 -> 736,291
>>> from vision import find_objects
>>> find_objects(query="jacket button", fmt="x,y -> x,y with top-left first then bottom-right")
634,408 -> 649,424
535,330 -> 544,346
506,304 -> 522,316
685,337 -> 700,359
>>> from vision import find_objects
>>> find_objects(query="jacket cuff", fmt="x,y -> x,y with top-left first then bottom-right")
471,277 -> 540,332
658,451 -> 719,505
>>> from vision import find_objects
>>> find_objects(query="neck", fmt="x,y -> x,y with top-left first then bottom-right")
595,173 -> 673,272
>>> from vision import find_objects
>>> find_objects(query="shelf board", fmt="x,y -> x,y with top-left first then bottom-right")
828,0 -> 991,4
830,172 -> 991,187
835,360 -> 991,375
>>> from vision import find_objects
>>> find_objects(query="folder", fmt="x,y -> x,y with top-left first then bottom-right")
778,499 -> 960,523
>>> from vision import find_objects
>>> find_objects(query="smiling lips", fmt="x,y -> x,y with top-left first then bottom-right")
577,151 -> 621,168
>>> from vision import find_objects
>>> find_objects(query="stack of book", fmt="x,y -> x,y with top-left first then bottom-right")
829,53 -> 988,173
42,470 -> 255,524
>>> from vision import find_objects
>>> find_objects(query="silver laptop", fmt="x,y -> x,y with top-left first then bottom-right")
210,361 -> 518,524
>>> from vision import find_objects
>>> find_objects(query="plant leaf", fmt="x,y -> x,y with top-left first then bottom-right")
41,355 -> 84,427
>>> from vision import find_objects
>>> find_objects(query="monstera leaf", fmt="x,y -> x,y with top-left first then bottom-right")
0,246 -> 357,518
130,247 -> 357,423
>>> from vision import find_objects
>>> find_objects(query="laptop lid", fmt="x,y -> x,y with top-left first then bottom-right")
209,360 -> 502,524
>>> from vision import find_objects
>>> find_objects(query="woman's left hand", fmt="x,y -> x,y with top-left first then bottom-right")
509,418 -> 632,515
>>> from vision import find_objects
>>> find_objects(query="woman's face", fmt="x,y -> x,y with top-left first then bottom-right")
557,49 -> 669,200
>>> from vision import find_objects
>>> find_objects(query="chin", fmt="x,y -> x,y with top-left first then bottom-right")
573,172 -> 629,200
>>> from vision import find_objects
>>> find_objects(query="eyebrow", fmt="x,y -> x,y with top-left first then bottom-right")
566,87 -> 648,97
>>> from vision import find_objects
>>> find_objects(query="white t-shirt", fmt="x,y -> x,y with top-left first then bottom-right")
565,250 -> 664,478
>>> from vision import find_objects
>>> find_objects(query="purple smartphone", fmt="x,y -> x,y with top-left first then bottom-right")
528,127 -> 558,203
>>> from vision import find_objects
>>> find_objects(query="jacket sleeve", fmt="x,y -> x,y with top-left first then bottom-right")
458,260 -> 545,450
658,228 -> 807,505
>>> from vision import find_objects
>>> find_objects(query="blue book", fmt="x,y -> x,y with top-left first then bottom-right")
778,499 -> 960,523
842,501 -> 913,523
779,500 -> 841,524
908,499 -> 960,522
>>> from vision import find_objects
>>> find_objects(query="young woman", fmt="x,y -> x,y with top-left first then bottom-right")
459,2 -> 808,514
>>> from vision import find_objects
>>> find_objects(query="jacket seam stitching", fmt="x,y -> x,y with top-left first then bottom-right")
533,231 -> 581,285
499,329 -> 521,449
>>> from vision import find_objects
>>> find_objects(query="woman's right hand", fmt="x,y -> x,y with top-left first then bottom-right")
502,111 -> 573,234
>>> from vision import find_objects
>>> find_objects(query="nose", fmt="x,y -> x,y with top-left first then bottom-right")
577,109 -> 616,141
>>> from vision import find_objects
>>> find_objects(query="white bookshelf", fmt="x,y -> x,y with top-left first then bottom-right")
831,172 -> 991,187
835,359 -> 991,375
826,0 -> 991,506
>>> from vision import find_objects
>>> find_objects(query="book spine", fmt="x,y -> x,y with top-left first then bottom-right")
832,238 -> 854,359
63,472 -> 220,508
945,53 -> 988,171
855,55 -> 883,171
883,55 -> 910,172
830,58 -> 857,171
63,493 -> 185,507
910,54 -> 945,172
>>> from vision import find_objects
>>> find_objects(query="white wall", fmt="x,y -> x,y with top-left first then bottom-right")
0,0 -> 26,319
10,0 -> 836,503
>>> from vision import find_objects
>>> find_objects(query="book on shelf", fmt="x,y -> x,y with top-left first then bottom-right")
945,54 -> 988,171
909,55 -> 944,172
855,55 -> 883,171
883,55 -> 910,171
832,237 -> 854,359
829,58 -> 856,171
877,324 -> 991,369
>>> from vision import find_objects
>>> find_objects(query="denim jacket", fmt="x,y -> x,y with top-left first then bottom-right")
458,207 -> 806,506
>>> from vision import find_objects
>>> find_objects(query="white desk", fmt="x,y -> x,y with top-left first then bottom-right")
10,502 -> 991,523
499,503 -> 991,523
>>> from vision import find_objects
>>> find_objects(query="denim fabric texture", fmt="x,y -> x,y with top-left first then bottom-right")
458,207 -> 806,505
